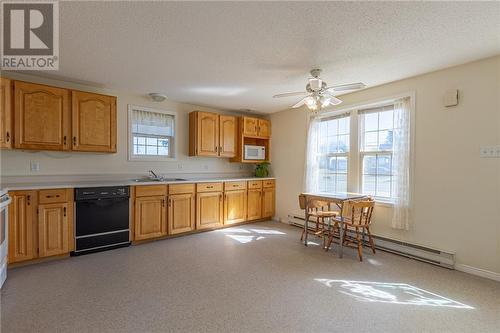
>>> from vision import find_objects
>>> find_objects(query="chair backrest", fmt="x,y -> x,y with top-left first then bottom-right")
346,199 -> 375,227
298,194 -> 330,212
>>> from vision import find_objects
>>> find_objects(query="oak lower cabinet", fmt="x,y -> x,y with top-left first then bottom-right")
247,180 -> 262,221
38,203 -> 70,257
8,188 -> 74,264
14,81 -> 71,151
196,183 -> 223,230
72,91 -> 117,153
0,77 -> 12,149
224,182 -> 247,225
262,180 -> 276,218
8,191 -> 37,263
134,195 -> 167,241
168,184 -> 195,235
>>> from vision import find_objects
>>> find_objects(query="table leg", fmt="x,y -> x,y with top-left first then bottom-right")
304,200 -> 309,246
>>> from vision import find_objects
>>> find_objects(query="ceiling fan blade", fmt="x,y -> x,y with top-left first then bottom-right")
291,96 -> 309,108
321,93 -> 343,106
326,82 -> 366,92
273,91 -> 307,98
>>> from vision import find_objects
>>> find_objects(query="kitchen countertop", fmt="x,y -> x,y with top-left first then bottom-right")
0,176 -> 276,192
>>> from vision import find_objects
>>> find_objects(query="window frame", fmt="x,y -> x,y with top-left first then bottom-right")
128,104 -> 178,162
315,92 -> 415,205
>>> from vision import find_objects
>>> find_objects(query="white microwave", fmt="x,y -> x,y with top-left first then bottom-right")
244,145 -> 266,160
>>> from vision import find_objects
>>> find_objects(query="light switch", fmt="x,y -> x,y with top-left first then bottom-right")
480,146 -> 500,158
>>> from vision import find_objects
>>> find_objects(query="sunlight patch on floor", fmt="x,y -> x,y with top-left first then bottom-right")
220,226 -> 285,244
314,279 -> 474,309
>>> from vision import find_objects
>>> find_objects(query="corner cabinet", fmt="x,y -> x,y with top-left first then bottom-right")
262,180 -> 276,218
189,111 -> 237,158
14,81 -> 71,151
72,91 -> 117,153
0,77 -> 13,149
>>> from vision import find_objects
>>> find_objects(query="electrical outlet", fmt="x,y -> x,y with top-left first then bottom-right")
480,146 -> 500,158
177,164 -> 183,169
30,161 -> 40,172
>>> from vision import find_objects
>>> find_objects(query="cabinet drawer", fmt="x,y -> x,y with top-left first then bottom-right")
197,182 -> 223,193
169,183 -> 195,195
247,180 -> 262,190
135,185 -> 167,197
39,189 -> 68,204
263,179 -> 275,188
224,181 -> 247,191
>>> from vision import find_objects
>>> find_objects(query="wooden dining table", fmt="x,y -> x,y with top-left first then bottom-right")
301,192 -> 368,258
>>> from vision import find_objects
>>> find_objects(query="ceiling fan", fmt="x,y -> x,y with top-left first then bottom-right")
273,69 -> 366,112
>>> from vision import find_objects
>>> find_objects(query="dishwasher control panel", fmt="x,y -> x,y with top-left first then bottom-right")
75,186 -> 130,201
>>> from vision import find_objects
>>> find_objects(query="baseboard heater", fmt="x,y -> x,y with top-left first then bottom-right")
287,213 -> 455,269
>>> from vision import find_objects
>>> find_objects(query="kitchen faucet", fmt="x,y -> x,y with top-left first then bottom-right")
149,170 -> 159,179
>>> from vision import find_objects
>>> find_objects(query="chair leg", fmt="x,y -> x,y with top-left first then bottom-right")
367,227 -> 376,254
356,227 -> 363,261
300,229 -> 305,241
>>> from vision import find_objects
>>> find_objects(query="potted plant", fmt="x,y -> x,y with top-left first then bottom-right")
254,162 -> 270,178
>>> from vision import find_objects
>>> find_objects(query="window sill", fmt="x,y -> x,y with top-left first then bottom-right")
128,155 -> 177,162
373,199 -> 394,207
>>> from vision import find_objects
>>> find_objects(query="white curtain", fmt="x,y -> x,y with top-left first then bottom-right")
391,97 -> 411,230
132,109 -> 174,136
304,115 -> 320,193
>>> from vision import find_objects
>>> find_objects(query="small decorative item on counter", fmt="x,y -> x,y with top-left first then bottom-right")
255,162 -> 270,178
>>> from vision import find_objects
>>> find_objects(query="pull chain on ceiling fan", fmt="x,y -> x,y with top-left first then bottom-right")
273,69 -> 366,112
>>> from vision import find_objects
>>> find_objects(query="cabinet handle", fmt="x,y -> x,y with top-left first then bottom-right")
6,131 -> 9,142
207,186 -> 213,189
27,195 -> 31,205
63,136 -> 67,145
73,137 -> 77,145
162,199 -> 165,207
63,207 -> 66,217
168,199 -> 172,207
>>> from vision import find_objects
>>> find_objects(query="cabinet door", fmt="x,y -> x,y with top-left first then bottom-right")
38,203 -> 69,257
0,78 -> 12,148
219,115 -> 236,157
262,187 -> 275,218
258,119 -> 271,138
242,117 -> 258,136
168,193 -> 195,234
224,190 -> 247,225
134,196 -> 167,240
72,91 -> 117,152
8,191 -> 37,263
247,189 -> 262,221
196,192 -> 223,230
14,81 -> 70,151
197,112 -> 219,156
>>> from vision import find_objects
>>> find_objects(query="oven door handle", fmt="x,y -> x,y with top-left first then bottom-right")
0,196 -> 11,209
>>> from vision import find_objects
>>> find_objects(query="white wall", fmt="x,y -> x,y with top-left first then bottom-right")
0,72 -> 254,178
271,56 -> 500,276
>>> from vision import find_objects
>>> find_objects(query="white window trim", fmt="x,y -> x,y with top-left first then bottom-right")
316,91 -> 416,206
128,104 -> 178,162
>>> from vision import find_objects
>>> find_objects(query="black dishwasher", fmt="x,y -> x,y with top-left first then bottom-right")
73,186 -> 130,256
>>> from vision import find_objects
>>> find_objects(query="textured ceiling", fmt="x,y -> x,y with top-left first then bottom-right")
42,1 -> 500,113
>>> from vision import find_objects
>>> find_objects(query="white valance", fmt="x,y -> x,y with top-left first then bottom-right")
132,108 -> 174,137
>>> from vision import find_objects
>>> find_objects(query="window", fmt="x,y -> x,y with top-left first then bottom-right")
316,115 -> 350,193
306,96 -> 412,203
128,105 -> 176,160
359,105 -> 395,199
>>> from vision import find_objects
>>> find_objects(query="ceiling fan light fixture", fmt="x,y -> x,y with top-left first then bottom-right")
149,93 -> 167,102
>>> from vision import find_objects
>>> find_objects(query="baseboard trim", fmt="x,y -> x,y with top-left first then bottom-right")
455,264 -> 500,282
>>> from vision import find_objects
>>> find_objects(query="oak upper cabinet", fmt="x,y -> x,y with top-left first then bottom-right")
247,181 -> 262,221
257,119 -> 271,138
262,180 -> 276,218
219,115 -> 237,157
242,117 -> 271,138
134,185 -> 167,241
196,183 -> 223,230
14,81 -> 71,151
168,184 -> 195,235
8,191 -> 37,263
189,111 -> 219,157
223,182 -> 247,225
38,202 -> 70,257
72,91 -> 117,152
0,78 -> 13,148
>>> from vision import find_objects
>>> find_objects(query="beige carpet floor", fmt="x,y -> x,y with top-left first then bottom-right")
1,221 -> 499,333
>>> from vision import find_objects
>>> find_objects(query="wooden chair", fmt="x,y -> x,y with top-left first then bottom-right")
325,199 -> 376,261
298,194 -> 339,242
